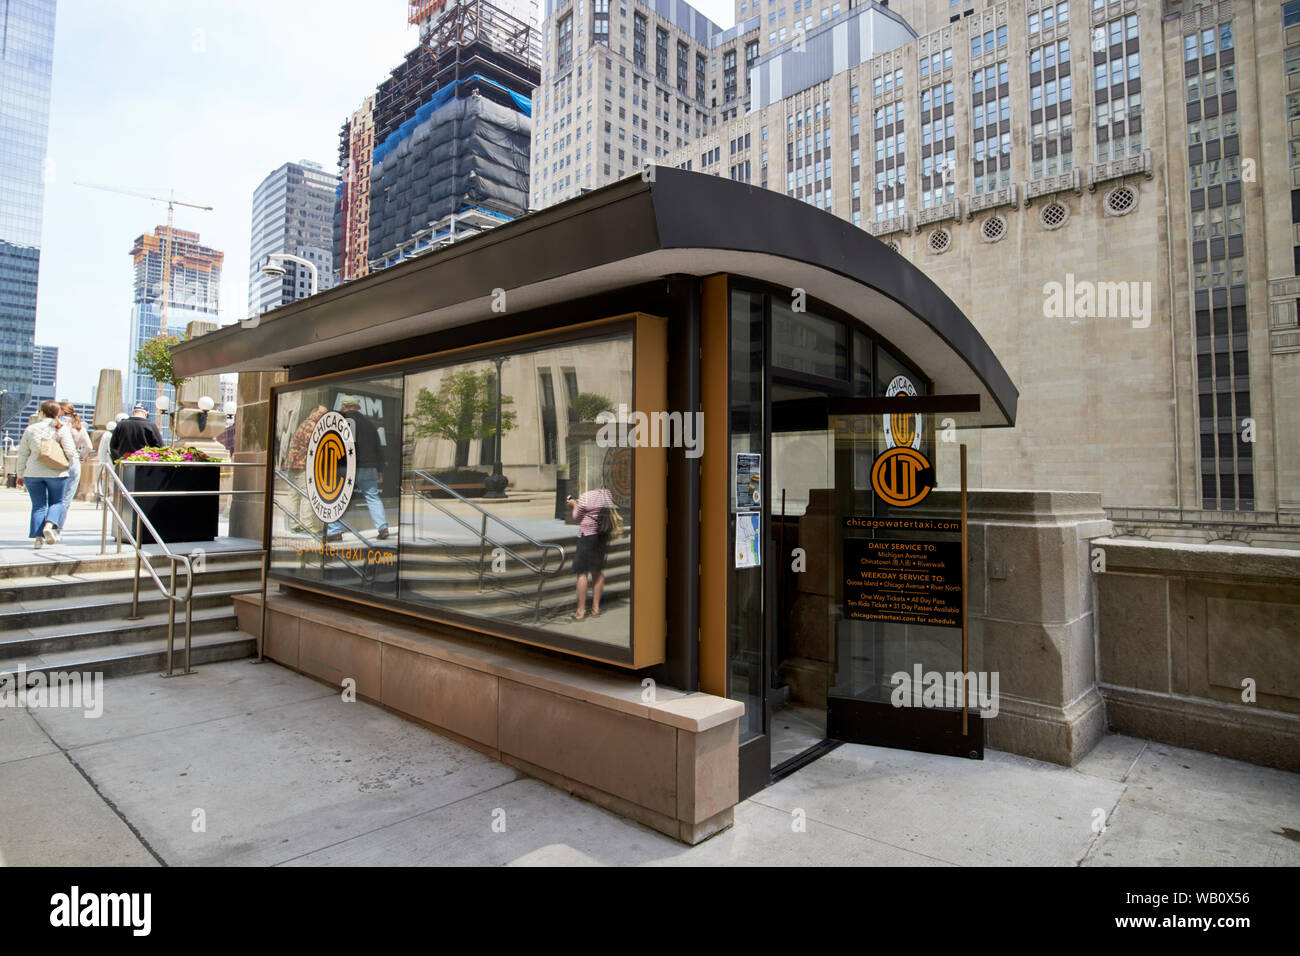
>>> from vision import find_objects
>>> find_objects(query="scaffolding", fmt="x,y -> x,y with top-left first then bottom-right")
337,0 -> 540,278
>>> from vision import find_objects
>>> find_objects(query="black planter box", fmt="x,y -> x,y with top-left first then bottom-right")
123,464 -> 220,545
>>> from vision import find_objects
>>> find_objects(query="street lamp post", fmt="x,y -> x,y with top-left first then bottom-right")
482,355 -> 508,499
262,253 -> 319,298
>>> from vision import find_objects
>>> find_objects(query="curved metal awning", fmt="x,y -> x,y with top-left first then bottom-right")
173,168 -> 1017,427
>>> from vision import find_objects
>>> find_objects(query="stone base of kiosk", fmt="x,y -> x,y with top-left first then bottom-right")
232,589 -> 742,845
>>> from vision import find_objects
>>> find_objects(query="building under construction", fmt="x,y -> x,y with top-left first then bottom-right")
333,0 -> 540,280
126,227 -> 222,413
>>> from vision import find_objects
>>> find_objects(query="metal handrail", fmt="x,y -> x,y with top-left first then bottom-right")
96,458 -> 267,676
405,469 -> 566,623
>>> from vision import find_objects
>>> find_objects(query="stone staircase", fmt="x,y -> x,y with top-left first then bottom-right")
0,551 -> 262,680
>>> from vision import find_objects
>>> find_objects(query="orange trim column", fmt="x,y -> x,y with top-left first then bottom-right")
698,275 -> 729,697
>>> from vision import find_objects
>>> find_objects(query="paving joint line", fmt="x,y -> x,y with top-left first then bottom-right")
743,793 -> 959,865
270,772 -> 529,866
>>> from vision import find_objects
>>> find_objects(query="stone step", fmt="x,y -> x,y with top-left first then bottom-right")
0,547 -> 261,581
0,629 -> 255,682
0,581 -> 259,631
0,561 -> 263,605
0,603 -> 239,661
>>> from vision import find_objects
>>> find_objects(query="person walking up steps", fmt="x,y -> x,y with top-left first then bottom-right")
53,401 -> 93,533
15,401 -> 78,547
110,404 -> 162,461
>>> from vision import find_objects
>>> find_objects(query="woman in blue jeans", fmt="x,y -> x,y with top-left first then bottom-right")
55,401 -> 93,532
15,401 -> 77,547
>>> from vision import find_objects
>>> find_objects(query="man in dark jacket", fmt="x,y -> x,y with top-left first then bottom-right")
325,396 -> 390,541
109,405 -> 163,461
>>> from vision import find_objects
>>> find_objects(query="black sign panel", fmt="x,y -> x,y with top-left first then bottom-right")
843,537 -> 963,629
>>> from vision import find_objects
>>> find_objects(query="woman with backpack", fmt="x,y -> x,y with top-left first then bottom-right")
566,485 -> 618,620
55,401 -> 93,531
15,400 -> 78,547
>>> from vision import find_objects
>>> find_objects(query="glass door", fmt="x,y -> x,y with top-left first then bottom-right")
768,384 -> 837,770
824,397 -> 985,759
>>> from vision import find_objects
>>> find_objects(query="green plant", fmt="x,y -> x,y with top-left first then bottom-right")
119,445 -> 215,464
571,392 -> 615,421
405,368 -> 516,468
134,333 -> 190,392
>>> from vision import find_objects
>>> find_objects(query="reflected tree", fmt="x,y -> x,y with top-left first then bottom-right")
406,368 -> 516,468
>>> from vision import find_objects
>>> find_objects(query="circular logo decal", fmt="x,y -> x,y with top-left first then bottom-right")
305,411 -> 356,523
602,446 -> 633,511
871,446 -> 934,508
883,375 -> 922,450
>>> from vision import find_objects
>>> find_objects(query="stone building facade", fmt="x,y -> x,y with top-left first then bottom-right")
533,0 -> 1300,546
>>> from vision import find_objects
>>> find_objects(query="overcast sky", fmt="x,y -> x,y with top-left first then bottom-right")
34,0 -> 736,403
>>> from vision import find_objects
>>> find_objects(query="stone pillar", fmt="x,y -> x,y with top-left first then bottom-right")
92,369 -> 124,431
965,490 -> 1112,765
84,369 -> 125,501
230,371 -> 286,541
177,321 -> 220,411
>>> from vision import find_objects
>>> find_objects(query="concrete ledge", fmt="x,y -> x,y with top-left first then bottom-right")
233,590 -> 741,844
1093,537 -> 1300,579
1100,683 -> 1300,774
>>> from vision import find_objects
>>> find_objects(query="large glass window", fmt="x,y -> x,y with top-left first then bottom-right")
270,373 -> 404,600
269,329 -> 638,657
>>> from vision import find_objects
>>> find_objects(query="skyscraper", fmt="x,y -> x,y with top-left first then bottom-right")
0,344 -> 55,446
0,0 -> 57,436
333,0 -> 540,279
126,226 -> 222,414
247,160 -> 339,317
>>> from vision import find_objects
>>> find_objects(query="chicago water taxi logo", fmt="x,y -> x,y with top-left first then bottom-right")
871,375 -> 934,507
305,411 -> 356,523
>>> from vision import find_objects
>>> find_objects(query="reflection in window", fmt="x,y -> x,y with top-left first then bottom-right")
269,332 -> 638,656
401,333 -> 635,651
269,374 -> 404,600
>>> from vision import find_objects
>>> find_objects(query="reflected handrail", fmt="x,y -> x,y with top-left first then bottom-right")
404,468 -> 567,623
272,468 -> 382,586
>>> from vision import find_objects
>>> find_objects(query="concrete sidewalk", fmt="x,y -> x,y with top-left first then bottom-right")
2,659 -> 1297,866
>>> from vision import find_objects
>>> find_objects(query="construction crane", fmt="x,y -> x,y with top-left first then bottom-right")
74,183 -> 213,419
74,182 -> 213,339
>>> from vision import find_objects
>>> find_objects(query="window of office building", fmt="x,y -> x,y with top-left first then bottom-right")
971,62 -> 1011,194
745,40 -> 760,98
724,49 -> 738,102
656,26 -> 669,83
920,79 -> 955,208
1184,19 -> 1251,511
592,0 -> 609,46
873,101 -> 906,220
1093,13 -> 1142,162
558,13 -> 574,73
1029,2 -> 1069,34
633,13 -> 647,71
1029,36 -> 1074,179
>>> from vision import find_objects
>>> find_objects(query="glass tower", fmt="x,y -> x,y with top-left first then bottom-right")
0,0 -> 57,435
